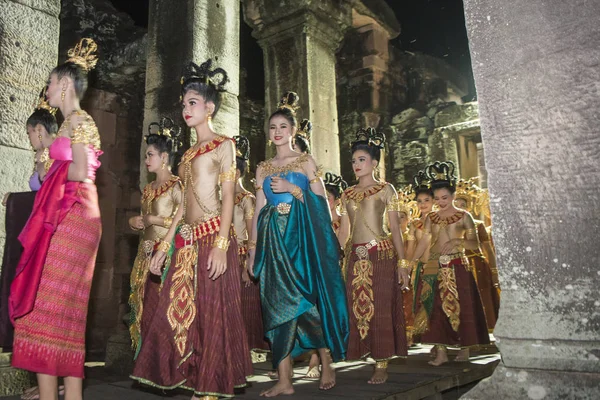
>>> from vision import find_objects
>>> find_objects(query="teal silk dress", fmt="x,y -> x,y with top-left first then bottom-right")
254,171 -> 349,368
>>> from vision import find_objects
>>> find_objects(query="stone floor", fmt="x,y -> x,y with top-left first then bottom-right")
2,345 -> 499,399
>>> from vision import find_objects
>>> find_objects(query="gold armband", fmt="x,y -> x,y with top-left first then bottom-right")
309,177 -> 320,184
398,259 -> 412,270
255,186 -> 263,191
212,235 -> 230,251
291,186 -> 303,199
219,165 -> 237,184
163,216 -> 173,229
406,233 -> 416,241
246,208 -> 255,220
157,240 -> 171,253
247,240 -> 256,250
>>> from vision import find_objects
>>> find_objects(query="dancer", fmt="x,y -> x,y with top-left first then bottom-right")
128,118 -> 183,357
233,135 -> 268,352
411,162 -> 490,366
453,179 -> 500,331
10,38 -> 103,400
324,172 -> 348,240
337,127 -> 410,385
131,60 -> 252,400
248,92 -> 349,396
405,172 -> 435,261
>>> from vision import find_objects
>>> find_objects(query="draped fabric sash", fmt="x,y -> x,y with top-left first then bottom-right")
254,190 -> 349,364
9,161 -> 72,323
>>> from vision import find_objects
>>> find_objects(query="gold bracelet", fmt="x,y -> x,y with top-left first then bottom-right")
212,235 -> 230,251
291,186 -> 303,199
375,360 -> 388,369
255,186 -> 263,191
157,240 -> 171,253
163,216 -> 173,229
398,259 -> 412,270
247,240 -> 256,250
406,233 -> 416,241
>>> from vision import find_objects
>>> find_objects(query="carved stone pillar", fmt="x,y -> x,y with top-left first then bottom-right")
140,0 -> 240,187
463,0 -> 600,397
243,0 -> 352,173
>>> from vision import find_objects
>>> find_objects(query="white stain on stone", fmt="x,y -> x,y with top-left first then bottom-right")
526,246 -> 532,252
506,371 -> 513,377
527,385 -> 547,399
553,259 -> 558,263
594,301 -> 600,307
581,318 -> 588,324
517,370 -> 528,382
487,15 -> 491,21
562,263 -> 567,268
565,284 -> 574,290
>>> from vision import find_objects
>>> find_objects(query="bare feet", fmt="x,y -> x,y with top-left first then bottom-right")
428,347 -> 449,366
454,348 -> 470,362
260,381 -> 294,397
368,367 -> 388,384
319,366 -> 336,390
304,352 -> 321,379
267,370 -> 278,380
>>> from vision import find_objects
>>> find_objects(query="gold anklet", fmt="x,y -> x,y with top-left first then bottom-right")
375,360 -> 388,369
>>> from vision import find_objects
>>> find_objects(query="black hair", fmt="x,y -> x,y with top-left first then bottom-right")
233,135 -> 250,178
52,62 -> 88,100
350,127 -> 385,163
145,134 -> 178,166
236,157 -> 248,178
181,60 -> 229,118
431,180 -> 456,195
294,118 -> 312,154
26,109 -> 58,135
324,172 -> 348,200
414,186 -> 434,198
269,92 -> 299,128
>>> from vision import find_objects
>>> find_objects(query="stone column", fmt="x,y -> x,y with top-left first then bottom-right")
140,0 -> 240,188
0,0 -> 61,265
243,0 -> 351,174
463,0 -> 600,398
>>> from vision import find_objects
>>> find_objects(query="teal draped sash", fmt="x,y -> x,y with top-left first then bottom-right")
254,188 -> 349,368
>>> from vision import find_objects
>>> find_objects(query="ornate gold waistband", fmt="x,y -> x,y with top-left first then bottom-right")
276,202 -> 291,215
175,216 -> 221,248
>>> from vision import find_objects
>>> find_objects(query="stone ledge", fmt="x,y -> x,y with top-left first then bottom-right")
463,362 -> 600,400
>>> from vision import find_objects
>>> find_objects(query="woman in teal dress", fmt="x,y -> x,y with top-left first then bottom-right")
248,92 -> 349,397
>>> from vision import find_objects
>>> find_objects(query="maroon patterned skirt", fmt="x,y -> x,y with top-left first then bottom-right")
131,226 -> 253,397
467,252 -> 500,330
345,240 -> 408,361
239,245 -> 269,351
415,256 -> 490,347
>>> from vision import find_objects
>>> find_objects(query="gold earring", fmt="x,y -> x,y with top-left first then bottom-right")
267,139 -> 272,146
38,134 -> 43,143
207,114 -> 212,122
161,161 -> 166,170
61,88 -> 66,103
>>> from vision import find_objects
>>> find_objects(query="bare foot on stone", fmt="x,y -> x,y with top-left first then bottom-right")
368,367 -> 388,384
428,348 -> 449,366
319,366 -> 336,390
260,381 -> 294,397
454,348 -> 470,362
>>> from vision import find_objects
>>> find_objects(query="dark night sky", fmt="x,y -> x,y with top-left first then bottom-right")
110,0 -> 474,100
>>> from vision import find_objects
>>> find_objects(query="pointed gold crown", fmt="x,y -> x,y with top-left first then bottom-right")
454,177 -> 480,211
397,185 -> 420,218
67,38 -> 98,72
34,86 -> 57,115
147,117 -> 182,152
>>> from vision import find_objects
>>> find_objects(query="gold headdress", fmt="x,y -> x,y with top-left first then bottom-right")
146,117 -> 182,152
454,177 -> 480,212
234,135 -> 250,160
297,118 -> 312,139
352,127 -> 385,149
324,172 -> 348,199
67,38 -> 98,72
278,91 -> 300,113
34,86 -> 57,115
391,185 -> 420,219
425,161 -> 456,188
180,60 -> 229,91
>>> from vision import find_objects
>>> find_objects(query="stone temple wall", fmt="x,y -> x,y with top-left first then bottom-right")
0,0 -> 61,267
